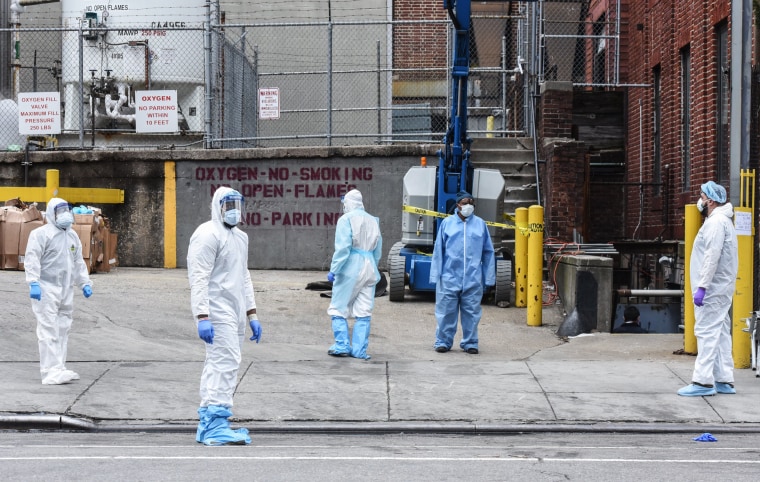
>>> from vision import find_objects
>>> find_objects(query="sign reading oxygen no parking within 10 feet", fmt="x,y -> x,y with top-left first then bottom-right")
135,90 -> 178,133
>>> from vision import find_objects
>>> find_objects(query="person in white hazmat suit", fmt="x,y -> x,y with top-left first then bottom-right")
326,189 -> 382,359
24,198 -> 93,385
187,186 -> 262,445
678,181 -> 739,397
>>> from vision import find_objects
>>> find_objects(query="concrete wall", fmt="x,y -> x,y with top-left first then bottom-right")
0,145 -> 437,270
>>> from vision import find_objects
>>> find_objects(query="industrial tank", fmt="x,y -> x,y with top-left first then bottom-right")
60,0 -> 206,132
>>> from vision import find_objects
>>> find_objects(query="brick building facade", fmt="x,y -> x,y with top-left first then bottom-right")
622,1 -> 735,240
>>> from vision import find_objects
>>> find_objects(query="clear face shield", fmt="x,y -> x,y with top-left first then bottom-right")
54,202 -> 72,219
53,202 -> 74,228
220,193 -> 244,226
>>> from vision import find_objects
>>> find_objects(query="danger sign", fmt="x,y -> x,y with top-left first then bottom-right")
258,88 -> 280,120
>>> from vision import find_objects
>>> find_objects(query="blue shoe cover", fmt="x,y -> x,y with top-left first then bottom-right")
693,433 -> 717,442
715,382 -> 736,394
350,316 -> 371,359
677,384 -> 716,397
200,405 -> 251,446
328,344 -> 350,356
196,406 -> 208,443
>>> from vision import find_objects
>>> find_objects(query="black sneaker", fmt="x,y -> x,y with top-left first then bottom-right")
434,346 -> 449,353
328,349 -> 349,357
465,347 -> 479,355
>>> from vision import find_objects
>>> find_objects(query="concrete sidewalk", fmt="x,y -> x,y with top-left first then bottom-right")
1,268 -> 759,433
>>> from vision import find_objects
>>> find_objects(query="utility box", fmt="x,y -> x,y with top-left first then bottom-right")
554,255 -> 614,333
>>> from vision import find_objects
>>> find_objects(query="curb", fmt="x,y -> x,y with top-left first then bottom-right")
4,415 -> 760,435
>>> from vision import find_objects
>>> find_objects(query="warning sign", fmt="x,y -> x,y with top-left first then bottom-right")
135,90 -> 179,133
258,88 -> 280,120
17,92 -> 61,135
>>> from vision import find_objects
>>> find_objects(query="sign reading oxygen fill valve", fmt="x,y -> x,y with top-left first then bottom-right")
17,92 -> 61,135
135,90 -> 178,133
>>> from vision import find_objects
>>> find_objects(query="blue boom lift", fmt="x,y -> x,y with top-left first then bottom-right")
388,0 -> 512,303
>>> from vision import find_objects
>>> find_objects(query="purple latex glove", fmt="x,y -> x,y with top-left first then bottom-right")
693,287 -> 706,307
327,272 -> 335,283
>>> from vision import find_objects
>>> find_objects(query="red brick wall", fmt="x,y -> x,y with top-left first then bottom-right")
623,0 -> 731,240
393,0 -> 448,81
542,140 -> 588,242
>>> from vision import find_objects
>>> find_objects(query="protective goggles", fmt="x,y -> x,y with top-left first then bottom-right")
54,202 -> 72,218
220,193 -> 243,212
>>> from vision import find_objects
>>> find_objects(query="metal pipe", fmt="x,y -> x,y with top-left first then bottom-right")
327,22 -> 333,146
616,289 -> 683,297
203,2 -> 213,148
376,40 -> 381,143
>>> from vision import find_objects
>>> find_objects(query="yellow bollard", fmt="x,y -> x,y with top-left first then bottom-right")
164,161 -> 177,269
732,169 -> 755,368
514,207 -> 528,307
527,205 -> 544,326
486,116 -> 494,138
45,169 -> 60,200
683,203 -> 700,354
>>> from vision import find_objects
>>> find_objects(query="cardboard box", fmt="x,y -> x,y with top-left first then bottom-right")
108,231 -> 118,268
0,207 -> 23,270
74,213 -> 96,226
95,225 -> 111,273
73,223 -> 97,273
18,219 -> 44,270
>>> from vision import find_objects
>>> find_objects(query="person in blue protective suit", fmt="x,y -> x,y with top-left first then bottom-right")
326,189 -> 383,359
24,198 -> 93,385
430,191 -> 495,354
187,186 -> 262,445
678,181 -> 739,397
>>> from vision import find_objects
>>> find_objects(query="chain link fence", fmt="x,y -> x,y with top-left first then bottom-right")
538,0 -> 621,87
0,1 -> 618,150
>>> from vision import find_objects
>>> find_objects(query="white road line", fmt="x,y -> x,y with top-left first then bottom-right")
1,456 -> 759,463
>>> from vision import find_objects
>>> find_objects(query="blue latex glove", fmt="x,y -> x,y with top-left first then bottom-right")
248,316 -> 262,343
29,282 -> 41,300
327,272 -> 335,283
198,319 -> 214,344
693,287 -> 706,307
83,285 -> 93,298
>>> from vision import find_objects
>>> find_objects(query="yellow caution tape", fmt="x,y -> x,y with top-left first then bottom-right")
402,204 -> 516,230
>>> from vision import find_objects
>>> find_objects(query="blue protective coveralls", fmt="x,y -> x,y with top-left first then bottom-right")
187,186 -> 256,445
24,198 -> 92,385
327,190 -> 382,359
689,202 -> 738,387
430,208 -> 495,352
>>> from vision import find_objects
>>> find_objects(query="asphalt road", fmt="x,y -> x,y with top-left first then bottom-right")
1,431 -> 759,481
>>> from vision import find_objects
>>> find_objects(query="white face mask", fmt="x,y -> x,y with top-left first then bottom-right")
460,204 -> 474,218
696,198 -> 706,213
223,209 -> 241,226
55,211 -> 74,229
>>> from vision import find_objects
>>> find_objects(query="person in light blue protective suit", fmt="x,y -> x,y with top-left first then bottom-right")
430,191 -> 495,354
678,181 -> 739,397
326,189 -> 382,359
187,186 -> 262,445
24,198 -> 93,385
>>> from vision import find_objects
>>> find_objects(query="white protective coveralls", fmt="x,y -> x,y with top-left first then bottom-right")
690,202 -> 739,386
327,190 -> 382,359
187,186 -> 256,409
429,207 -> 495,352
24,198 -> 91,384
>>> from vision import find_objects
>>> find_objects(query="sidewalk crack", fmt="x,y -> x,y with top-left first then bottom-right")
526,361 -> 557,421
66,364 -> 113,415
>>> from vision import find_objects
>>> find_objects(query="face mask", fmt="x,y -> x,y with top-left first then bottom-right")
460,204 -> 474,218
696,198 -> 706,213
223,209 -> 241,226
55,212 -> 74,229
